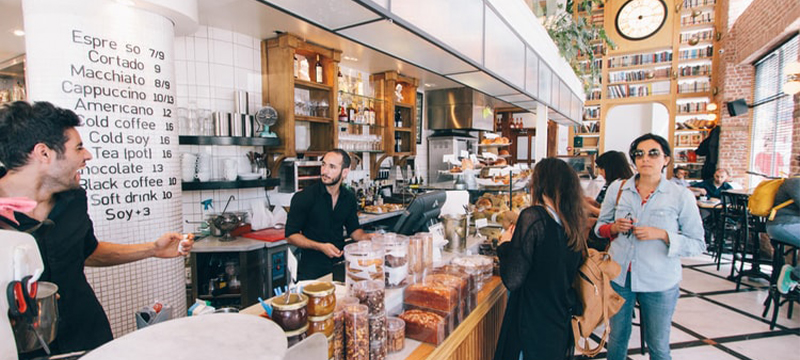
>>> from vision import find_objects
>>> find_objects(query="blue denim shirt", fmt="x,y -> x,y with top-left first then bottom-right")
594,175 -> 705,292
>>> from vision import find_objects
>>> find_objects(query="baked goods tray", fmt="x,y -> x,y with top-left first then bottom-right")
361,209 -> 405,215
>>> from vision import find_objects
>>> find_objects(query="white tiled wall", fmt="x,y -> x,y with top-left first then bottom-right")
174,27 -> 270,233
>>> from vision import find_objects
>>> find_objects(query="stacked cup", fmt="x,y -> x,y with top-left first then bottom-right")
196,153 -> 212,181
181,153 -> 197,182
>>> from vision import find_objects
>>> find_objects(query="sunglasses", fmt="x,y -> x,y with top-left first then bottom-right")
631,148 -> 663,159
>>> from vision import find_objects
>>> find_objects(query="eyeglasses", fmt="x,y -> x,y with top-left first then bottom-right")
631,148 -> 663,159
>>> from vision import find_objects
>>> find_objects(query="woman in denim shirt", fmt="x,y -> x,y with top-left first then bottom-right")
594,134 -> 705,360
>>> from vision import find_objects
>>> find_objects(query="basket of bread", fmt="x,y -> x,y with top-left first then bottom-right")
362,203 -> 405,214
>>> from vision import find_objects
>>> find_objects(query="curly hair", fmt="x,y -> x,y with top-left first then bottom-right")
0,101 -> 81,172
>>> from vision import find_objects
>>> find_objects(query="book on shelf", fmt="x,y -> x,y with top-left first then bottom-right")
681,13 -> 714,26
677,101 -> 709,113
583,107 -> 600,119
677,81 -> 710,93
678,64 -> 712,77
680,29 -> 714,44
608,51 -> 673,68
608,67 -> 670,83
573,122 -> 600,133
682,0 -> 716,8
679,46 -> 714,60
607,81 -> 670,99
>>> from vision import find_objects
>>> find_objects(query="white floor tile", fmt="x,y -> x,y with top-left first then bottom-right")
705,290 -> 800,329
628,344 -> 741,360
723,335 -> 800,360
672,297 -> 773,339
680,268 -> 739,294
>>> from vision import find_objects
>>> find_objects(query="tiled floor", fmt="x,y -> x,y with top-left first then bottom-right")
589,254 -> 800,360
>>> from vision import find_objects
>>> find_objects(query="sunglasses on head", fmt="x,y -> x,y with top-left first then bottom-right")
631,148 -> 663,159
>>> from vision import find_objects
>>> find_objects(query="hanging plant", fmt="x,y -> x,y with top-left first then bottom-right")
542,0 -> 615,92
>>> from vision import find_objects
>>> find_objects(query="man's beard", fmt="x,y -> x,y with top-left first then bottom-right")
322,171 -> 342,186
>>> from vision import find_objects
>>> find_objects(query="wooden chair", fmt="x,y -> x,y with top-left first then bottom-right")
762,238 -> 798,330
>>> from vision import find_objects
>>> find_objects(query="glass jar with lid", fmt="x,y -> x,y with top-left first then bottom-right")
374,233 -> 409,288
307,312 -> 334,337
271,293 -> 308,331
344,241 -> 385,292
302,281 -> 336,316
285,323 -> 308,347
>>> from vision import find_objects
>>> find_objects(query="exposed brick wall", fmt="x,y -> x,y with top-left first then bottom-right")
731,0 -> 800,64
716,0 -> 800,185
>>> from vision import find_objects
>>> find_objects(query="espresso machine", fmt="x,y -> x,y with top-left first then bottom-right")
1,229 -> 46,360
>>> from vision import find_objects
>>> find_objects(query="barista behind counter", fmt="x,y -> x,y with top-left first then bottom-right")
285,149 -> 374,280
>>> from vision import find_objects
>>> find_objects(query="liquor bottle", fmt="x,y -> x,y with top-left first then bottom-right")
338,103 -> 348,122
509,117 -> 515,129
395,109 -> 403,128
394,134 -> 402,153
315,55 -> 324,84
348,101 -> 357,122
517,118 -> 523,129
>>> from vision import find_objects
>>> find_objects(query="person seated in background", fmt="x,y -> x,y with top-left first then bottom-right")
499,210 -> 519,243
765,167 -> 800,294
671,166 -> 691,188
690,168 -> 733,199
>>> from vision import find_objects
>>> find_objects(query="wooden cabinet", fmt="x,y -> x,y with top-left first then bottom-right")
371,71 -> 419,157
262,33 -> 342,158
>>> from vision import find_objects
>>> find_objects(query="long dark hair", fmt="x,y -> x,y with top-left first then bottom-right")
596,151 -> 633,184
530,158 -> 587,253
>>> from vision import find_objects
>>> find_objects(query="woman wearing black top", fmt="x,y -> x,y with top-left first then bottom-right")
586,151 -> 633,250
494,158 -> 588,360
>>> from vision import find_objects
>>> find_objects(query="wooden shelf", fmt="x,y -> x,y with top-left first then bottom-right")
675,128 -> 712,133
583,117 -> 600,121
394,127 -> 412,132
575,133 -> 600,137
295,115 -> 333,123
294,79 -> 332,91
607,77 -> 671,85
182,178 -> 279,191
394,102 -> 414,109
678,74 -> 712,80
607,62 -> 673,71
680,22 -> 715,29
179,136 -> 280,146
677,91 -> 713,98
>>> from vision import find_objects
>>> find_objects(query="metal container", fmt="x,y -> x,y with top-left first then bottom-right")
214,112 -> 231,136
12,282 -> 59,353
427,88 -> 495,131
441,214 -> 467,253
234,90 -> 250,114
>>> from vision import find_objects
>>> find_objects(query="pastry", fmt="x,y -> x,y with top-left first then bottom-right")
498,149 -> 510,156
403,283 -> 457,312
475,198 -> 493,210
398,310 -> 446,344
449,166 -> 462,173
492,158 -> 507,166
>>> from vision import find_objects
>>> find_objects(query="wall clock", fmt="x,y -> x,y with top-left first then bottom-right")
615,0 -> 668,41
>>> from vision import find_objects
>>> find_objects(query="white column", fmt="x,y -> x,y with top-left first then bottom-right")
535,102 -> 548,162
22,0 -> 197,337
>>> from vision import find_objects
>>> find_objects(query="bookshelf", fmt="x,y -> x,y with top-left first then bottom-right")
569,0 -> 721,179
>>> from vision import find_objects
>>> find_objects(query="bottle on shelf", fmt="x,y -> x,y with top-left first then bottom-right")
347,100 -> 357,122
394,109 -> 403,128
394,133 -> 402,153
315,55 -> 323,84
338,103 -> 348,122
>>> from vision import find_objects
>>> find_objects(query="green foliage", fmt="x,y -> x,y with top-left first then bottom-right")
543,0 -> 615,92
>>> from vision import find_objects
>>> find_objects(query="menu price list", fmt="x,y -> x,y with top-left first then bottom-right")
64,29 -> 177,223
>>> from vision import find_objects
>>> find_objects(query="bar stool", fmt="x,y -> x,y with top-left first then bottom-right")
762,238 -> 798,330
730,214 -> 771,291
715,192 -> 745,270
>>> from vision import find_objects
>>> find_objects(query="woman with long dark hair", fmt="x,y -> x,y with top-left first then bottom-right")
594,134 -> 705,360
587,151 -> 634,216
494,158 -> 587,360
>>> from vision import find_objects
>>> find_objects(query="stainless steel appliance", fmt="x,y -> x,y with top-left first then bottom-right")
427,87 -> 495,131
278,160 -> 322,193
427,132 -> 477,184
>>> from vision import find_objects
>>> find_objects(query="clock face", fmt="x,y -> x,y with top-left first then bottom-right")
615,0 -> 668,41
